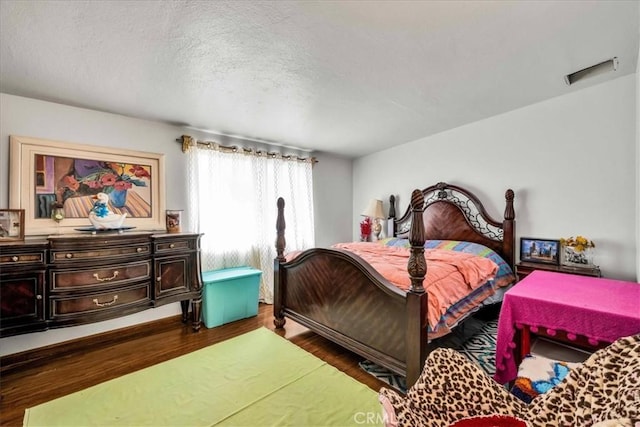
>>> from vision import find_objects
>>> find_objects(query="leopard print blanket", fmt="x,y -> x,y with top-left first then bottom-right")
379,334 -> 639,426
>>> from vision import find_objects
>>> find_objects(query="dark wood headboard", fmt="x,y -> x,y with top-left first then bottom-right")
390,182 -> 516,270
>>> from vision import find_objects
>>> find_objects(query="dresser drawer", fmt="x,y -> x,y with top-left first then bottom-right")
154,239 -> 192,254
50,243 -> 151,263
0,251 -> 46,266
49,283 -> 151,318
50,260 -> 152,291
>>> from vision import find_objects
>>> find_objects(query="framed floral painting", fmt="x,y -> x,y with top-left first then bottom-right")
9,135 -> 165,235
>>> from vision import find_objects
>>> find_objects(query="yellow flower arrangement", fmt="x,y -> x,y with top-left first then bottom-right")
560,235 -> 595,252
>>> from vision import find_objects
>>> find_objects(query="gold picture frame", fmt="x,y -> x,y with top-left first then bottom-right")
10,135 -> 166,236
0,209 -> 25,241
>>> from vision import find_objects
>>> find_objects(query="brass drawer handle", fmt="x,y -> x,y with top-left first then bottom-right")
137,247 -> 143,253
169,243 -> 175,249
93,295 -> 118,307
11,256 -> 19,262
156,276 -> 162,282
65,253 -> 73,259
93,271 -> 119,282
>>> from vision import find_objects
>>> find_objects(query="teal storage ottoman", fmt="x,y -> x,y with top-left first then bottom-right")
201,267 -> 262,328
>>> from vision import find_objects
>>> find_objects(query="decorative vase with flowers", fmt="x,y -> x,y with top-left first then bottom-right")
560,235 -> 595,267
360,217 -> 372,242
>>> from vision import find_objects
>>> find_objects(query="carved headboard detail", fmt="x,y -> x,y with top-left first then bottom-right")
390,182 -> 515,269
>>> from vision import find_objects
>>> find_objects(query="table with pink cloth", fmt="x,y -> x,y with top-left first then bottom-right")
494,270 -> 640,384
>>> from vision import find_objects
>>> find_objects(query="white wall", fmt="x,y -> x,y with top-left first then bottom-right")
354,75 -> 637,281
0,94 -> 189,212
0,93 -> 353,356
312,152 -> 353,248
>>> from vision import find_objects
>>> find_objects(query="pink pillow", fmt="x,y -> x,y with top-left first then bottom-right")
450,415 -> 528,427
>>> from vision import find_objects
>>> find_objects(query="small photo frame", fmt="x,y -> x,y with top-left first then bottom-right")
166,209 -> 183,233
0,209 -> 25,242
520,237 -> 560,265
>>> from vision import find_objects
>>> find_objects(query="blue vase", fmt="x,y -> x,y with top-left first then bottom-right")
109,189 -> 128,208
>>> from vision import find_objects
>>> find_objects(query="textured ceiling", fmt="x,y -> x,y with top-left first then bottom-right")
1,1 -> 638,158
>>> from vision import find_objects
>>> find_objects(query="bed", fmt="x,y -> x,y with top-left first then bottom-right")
273,182 -> 516,387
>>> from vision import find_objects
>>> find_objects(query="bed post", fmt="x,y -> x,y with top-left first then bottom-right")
502,189 -> 516,270
388,195 -> 396,237
405,189 -> 428,387
274,197 -> 286,328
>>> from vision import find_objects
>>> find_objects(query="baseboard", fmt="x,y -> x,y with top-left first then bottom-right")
0,314 -> 185,375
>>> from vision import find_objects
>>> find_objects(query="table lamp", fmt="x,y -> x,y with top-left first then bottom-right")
362,199 -> 385,240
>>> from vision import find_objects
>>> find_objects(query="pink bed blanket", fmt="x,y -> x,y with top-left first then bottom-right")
494,270 -> 640,385
331,242 -> 498,329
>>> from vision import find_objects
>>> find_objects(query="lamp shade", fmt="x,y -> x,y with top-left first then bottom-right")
362,199 -> 385,219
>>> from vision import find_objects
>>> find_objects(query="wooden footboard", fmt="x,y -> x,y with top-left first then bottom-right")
274,190 -> 428,386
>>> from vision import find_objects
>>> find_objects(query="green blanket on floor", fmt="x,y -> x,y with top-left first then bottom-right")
24,328 -> 382,426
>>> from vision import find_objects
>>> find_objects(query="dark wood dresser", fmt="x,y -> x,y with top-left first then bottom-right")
0,232 -> 202,338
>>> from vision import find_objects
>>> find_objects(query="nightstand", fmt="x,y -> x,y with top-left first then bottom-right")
515,262 -> 601,281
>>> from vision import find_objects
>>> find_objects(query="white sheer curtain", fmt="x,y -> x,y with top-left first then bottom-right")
187,141 -> 315,303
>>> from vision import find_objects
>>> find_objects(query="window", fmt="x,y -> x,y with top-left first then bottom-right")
187,141 -> 314,303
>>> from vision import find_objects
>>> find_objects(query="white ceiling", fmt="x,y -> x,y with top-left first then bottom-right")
1,1 -> 638,158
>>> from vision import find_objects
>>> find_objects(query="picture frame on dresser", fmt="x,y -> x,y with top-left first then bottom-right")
9,135 -> 166,235
519,237 -> 559,265
0,209 -> 25,241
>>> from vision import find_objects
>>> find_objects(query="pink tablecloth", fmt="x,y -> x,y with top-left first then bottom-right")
494,270 -> 640,384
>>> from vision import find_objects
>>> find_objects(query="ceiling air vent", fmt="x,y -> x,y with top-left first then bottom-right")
564,57 -> 618,86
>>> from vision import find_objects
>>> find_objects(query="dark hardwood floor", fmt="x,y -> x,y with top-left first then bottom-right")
0,304 -> 387,426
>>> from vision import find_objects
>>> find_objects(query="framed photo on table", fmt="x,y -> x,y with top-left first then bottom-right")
0,209 -> 25,241
520,237 -> 559,265
9,135 -> 166,235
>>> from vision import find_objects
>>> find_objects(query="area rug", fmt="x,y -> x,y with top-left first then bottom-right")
360,318 -> 498,393
449,318 -> 498,378
24,328 -> 382,426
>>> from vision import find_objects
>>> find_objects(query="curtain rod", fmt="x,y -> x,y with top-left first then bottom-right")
176,135 -> 317,164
